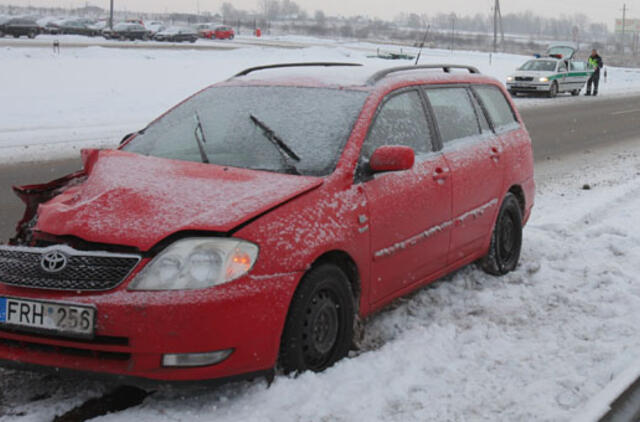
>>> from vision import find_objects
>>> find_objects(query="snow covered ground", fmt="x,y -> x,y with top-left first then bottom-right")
2,36 -> 640,163
1,134 -> 640,421
2,37 -> 640,421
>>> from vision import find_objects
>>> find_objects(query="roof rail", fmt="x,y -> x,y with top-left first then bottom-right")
233,62 -> 363,78
367,64 -> 480,85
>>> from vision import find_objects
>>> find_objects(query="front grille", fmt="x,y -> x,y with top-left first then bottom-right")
515,76 -> 534,82
0,245 -> 140,291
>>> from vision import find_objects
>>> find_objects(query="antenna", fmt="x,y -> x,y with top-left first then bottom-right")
415,25 -> 430,65
493,0 -> 504,52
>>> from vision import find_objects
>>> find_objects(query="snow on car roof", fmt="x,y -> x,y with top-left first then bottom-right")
233,63 -> 490,89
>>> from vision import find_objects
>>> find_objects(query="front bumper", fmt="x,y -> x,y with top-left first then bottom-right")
0,270 -> 302,382
507,82 -> 551,92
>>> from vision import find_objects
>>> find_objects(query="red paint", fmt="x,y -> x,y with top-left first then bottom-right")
369,145 -> 415,173
0,67 -> 534,382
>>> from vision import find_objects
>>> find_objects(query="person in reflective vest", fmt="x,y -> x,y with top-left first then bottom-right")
586,49 -> 603,96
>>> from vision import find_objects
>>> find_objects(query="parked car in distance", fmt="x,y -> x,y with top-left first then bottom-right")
208,25 -> 235,40
144,20 -> 165,36
154,26 -> 198,42
0,17 -> 41,38
506,43 -> 592,98
102,22 -> 149,41
57,19 -> 101,37
194,22 -> 215,38
0,63 -> 534,384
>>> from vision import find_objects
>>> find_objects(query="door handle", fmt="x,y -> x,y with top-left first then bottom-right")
432,167 -> 450,182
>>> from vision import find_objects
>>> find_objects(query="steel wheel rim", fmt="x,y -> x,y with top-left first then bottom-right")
302,290 -> 340,369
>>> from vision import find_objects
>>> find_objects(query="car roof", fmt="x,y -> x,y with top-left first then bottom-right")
225,63 -> 499,92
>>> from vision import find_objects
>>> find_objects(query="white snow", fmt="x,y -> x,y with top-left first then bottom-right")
3,36 -> 640,163
2,36 -> 640,421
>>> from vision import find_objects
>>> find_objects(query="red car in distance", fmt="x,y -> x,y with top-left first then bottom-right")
0,63 -> 534,384
202,25 -> 234,40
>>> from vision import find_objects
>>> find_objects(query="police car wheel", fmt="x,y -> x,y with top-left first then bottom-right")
548,82 -> 558,98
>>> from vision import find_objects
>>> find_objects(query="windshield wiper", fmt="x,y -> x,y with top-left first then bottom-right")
193,112 -> 211,164
249,114 -> 301,175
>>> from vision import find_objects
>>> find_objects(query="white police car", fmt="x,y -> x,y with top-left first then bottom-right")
506,43 -> 593,98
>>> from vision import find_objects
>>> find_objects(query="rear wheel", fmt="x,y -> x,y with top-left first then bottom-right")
279,264 -> 355,374
548,81 -> 558,98
480,193 -> 523,276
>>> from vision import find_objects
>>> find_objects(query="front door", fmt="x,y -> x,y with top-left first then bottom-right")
359,89 -> 452,305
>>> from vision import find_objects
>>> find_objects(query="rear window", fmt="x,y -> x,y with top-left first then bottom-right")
473,85 -> 518,132
425,87 -> 480,144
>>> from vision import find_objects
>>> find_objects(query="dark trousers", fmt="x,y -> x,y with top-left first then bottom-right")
587,71 -> 600,94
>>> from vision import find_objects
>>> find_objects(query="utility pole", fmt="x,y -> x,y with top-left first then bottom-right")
493,0 -> 504,53
450,13 -> 456,52
109,0 -> 114,29
623,3 -> 627,48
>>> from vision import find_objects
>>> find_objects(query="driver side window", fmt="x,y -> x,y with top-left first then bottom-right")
361,90 -> 433,160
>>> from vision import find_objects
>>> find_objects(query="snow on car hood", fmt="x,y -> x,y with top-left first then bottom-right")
34,149 -> 323,251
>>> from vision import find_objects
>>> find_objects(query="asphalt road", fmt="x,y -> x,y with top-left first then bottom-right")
1,95 -> 640,242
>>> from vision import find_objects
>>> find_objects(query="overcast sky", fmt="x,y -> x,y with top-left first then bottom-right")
3,0 -> 626,25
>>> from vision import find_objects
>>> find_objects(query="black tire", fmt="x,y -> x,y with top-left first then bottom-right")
571,89 -> 580,96
279,264 -> 355,374
548,81 -> 558,98
480,193 -> 523,276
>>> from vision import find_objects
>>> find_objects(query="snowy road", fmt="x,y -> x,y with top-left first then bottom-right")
1,134 -> 640,422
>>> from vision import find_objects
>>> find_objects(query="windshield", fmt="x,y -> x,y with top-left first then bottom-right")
123,86 -> 368,176
519,60 -> 557,72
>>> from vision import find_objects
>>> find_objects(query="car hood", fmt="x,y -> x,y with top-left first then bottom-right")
510,70 -> 555,78
34,149 -> 323,251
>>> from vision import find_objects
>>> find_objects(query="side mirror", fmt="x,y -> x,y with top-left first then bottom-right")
369,145 -> 415,173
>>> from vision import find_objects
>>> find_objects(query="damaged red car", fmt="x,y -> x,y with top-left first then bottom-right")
0,63 -> 534,383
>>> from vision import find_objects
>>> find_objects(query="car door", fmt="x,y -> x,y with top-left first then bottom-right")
424,86 -> 504,264
557,61 -> 568,91
359,89 -> 452,305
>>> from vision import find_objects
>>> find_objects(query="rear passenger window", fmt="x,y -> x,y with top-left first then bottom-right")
473,85 -> 518,131
425,88 -> 480,143
363,90 -> 432,158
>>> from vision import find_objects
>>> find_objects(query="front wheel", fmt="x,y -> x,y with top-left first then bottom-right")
279,264 -> 355,374
480,193 -> 523,276
548,81 -> 558,98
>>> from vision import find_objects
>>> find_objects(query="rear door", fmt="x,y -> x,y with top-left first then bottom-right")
424,86 -> 504,265
360,89 -> 452,304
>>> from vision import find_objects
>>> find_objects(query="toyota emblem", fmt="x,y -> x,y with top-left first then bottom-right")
40,250 -> 68,273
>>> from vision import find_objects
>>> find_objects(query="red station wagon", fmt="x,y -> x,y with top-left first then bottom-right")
0,63 -> 534,384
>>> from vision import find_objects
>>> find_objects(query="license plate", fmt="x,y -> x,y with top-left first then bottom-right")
0,297 -> 95,338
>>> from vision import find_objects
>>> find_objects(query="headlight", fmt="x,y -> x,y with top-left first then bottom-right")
506,76 -> 513,82
539,77 -> 549,82
128,238 -> 259,291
